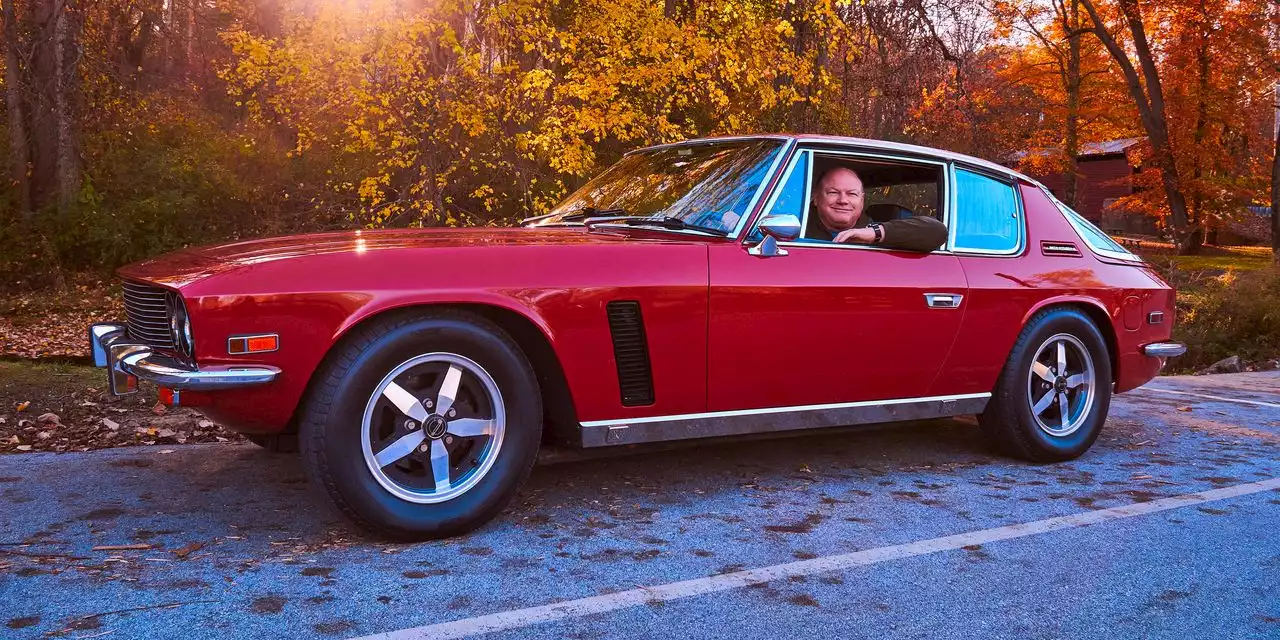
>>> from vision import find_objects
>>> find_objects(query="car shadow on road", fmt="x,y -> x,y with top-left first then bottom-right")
7,417 -> 1001,548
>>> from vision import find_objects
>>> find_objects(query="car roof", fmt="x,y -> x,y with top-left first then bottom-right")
635,134 -> 1041,187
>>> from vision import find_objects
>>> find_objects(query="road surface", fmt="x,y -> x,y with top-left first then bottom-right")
2,372 -> 1278,639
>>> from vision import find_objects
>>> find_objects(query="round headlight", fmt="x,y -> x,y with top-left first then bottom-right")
167,292 -> 194,358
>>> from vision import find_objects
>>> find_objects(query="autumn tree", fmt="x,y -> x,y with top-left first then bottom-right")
1077,0 -> 1276,254
1271,0 -> 1279,261
995,0 -> 1133,208
1075,0 -> 1195,250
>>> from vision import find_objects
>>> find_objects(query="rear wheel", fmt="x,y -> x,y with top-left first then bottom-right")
299,310 -> 542,540
980,307 -> 1112,462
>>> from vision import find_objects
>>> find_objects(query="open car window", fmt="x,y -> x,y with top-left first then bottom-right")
764,151 -> 944,245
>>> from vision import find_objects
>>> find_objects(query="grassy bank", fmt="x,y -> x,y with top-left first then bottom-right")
1135,244 -> 1278,373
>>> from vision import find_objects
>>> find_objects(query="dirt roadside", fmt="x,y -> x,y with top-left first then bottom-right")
0,361 -> 247,454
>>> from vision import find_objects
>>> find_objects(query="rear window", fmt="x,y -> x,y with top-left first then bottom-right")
1053,197 -> 1142,261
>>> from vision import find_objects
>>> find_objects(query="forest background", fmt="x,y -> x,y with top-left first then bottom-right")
1,0 -> 1279,371
2,0 -> 1278,277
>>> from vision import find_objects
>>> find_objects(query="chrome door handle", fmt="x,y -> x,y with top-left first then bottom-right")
924,293 -> 963,309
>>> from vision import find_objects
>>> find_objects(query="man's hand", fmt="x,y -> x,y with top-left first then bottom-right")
833,227 -> 876,244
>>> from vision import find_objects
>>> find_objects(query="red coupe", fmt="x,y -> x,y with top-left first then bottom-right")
89,135 -> 1185,539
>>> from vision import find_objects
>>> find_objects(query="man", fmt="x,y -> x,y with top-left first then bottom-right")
804,166 -> 948,252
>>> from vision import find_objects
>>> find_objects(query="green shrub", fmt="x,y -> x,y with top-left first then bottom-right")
1170,265 -> 1280,371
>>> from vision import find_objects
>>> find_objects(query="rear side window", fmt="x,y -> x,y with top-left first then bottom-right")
953,168 -> 1022,254
1054,198 -> 1142,261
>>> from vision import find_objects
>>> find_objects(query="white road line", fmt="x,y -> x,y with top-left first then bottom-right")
1137,386 -> 1280,409
350,478 -> 1280,640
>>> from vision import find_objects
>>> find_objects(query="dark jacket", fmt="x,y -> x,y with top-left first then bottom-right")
804,211 -> 948,253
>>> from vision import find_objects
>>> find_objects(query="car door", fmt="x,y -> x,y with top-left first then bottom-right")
706,148 -> 969,412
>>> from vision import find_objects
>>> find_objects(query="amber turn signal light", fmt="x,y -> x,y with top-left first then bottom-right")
228,334 -> 279,355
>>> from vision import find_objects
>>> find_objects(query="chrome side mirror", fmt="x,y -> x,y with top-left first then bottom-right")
748,214 -> 801,257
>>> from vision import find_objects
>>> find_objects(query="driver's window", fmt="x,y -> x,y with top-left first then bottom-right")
797,154 -> 945,244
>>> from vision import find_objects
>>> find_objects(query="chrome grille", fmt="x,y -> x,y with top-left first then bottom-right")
122,281 -> 175,349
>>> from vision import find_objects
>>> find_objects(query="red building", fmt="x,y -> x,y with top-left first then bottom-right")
1014,138 -> 1159,236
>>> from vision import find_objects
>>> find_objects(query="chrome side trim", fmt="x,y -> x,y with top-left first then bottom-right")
579,393 -> 991,447
1143,342 -> 1187,358
90,322 -> 280,394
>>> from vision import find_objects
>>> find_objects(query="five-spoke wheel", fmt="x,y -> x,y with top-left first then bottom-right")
981,307 -> 1111,462
1026,334 -> 1095,438
300,310 -> 542,540
363,354 -> 505,503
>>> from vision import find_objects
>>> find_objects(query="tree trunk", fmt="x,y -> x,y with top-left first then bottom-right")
53,0 -> 80,212
1063,0 -> 1081,209
1272,7 -> 1279,262
1185,0 -> 1211,255
30,0 -> 59,211
3,0 -> 30,216
1080,0 -> 1194,252
1272,99 -> 1279,262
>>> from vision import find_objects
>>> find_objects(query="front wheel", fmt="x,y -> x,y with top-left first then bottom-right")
299,310 -> 542,540
980,307 -> 1112,462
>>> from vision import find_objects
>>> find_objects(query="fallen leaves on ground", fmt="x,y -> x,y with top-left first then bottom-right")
1,362 -> 246,454
0,284 -> 123,360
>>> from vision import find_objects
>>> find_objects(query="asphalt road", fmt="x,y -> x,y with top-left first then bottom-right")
2,372 -> 1278,640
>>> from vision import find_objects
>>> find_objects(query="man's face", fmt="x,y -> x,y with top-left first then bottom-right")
813,168 -> 864,231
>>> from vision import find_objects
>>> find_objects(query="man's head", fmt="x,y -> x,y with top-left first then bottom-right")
812,166 -> 864,232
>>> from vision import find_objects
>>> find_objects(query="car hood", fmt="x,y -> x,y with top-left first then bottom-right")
116,226 -> 667,288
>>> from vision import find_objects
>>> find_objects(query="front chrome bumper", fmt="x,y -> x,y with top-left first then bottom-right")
90,323 -> 280,396
1143,342 -> 1187,358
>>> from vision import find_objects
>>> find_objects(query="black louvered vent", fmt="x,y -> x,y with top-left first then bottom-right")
123,281 -> 175,349
606,301 -> 655,406
1041,240 -> 1082,258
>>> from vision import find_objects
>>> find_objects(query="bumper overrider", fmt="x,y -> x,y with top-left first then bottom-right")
1143,342 -> 1187,358
90,323 -> 280,397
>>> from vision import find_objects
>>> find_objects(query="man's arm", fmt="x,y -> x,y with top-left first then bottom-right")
833,216 -> 948,252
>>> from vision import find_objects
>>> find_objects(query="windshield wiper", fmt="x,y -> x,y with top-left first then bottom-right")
609,215 -> 727,235
524,206 -> 628,226
563,207 -> 627,221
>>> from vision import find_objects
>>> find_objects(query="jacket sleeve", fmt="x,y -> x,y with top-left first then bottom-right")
878,216 -> 948,252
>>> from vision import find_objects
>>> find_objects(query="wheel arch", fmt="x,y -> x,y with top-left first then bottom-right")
292,299 -> 579,445
1020,296 -> 1120,387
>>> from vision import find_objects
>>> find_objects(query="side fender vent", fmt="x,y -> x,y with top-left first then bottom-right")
606,301 -> 655,406
1041,240 -> 1082,257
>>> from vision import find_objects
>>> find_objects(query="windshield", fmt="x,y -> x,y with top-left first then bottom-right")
528,139 -> 786,234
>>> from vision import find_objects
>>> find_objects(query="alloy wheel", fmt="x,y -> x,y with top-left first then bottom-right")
1026,333 -> 1096,438
360,353 -> 506,503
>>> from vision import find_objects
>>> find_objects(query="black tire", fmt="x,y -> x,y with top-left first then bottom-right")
979,307 -> 1112,462
299,309 -> 542,540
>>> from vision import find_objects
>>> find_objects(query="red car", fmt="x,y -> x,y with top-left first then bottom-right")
89,135 -> 1185,539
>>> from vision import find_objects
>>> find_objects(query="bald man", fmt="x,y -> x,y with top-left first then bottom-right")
805,166 -> 948,252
